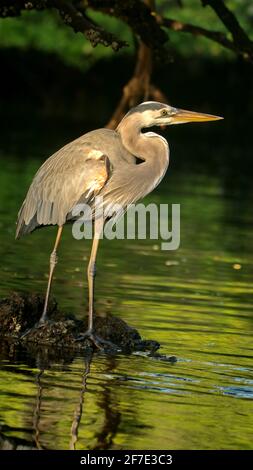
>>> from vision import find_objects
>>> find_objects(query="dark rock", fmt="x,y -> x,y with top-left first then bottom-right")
0,292 -> 161,356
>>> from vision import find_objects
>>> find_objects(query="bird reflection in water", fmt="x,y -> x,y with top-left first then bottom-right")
29,352 -> 121,450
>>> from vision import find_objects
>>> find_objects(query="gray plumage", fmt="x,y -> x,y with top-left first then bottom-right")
16,104 -> 170,238
16,101 -> 221,239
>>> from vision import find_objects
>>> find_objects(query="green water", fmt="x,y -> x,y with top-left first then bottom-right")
0,124 -> 252,450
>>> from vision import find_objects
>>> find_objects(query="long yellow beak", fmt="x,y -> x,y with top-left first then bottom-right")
172,108 -> 223,124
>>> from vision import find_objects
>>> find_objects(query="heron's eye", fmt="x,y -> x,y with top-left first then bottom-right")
161,109 -> 169,116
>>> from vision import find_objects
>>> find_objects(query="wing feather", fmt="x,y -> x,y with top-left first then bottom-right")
16,139 -> 111,238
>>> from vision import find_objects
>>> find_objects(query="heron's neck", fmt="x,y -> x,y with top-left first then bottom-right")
117,114 -> 169,174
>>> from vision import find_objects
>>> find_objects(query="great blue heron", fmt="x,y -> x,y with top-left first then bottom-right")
16,101 -> 222,347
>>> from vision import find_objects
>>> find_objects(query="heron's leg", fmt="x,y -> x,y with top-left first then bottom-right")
76,220 -> 121,352
86,218 -> 103,333
39,225 -> 63,324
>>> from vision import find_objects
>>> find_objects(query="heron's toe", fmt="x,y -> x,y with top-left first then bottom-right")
20,320 -> 50,340
75,330 -> 121,353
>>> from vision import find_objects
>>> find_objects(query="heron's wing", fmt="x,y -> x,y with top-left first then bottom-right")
16,140 -> 112,237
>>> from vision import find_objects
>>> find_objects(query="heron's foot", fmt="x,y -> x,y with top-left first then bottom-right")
75,330 -> 121,353
20,319 -> 50,340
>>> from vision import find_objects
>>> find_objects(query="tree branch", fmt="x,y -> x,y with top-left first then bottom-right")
106,42 -> 153,129
84,0 -> 171,63
1,0 -> 252,62
52,0 -> 127,49
201,0 -> 253,61
160,16 -> 237,54
0,0 -> 127,50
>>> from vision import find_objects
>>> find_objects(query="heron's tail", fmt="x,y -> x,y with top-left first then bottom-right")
15,200 -> 25,239
15,200 -> 38,239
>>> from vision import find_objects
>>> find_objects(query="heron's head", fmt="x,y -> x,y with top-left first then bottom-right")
124,101 -> 223,128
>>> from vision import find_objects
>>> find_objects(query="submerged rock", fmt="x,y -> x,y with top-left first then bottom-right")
0,292 -> 160,355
